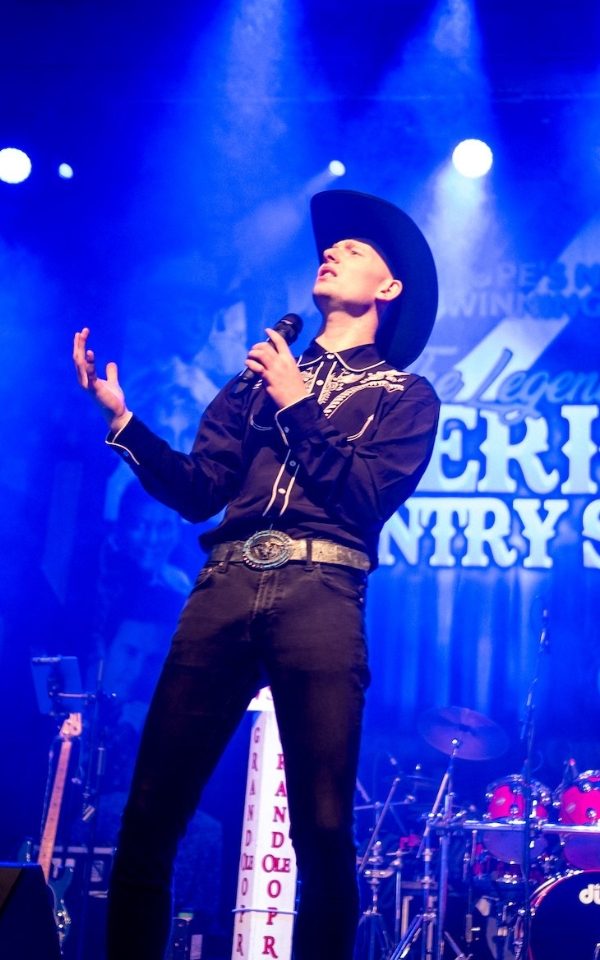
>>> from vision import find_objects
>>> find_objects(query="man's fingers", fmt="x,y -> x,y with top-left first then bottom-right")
73,331 -> 84,364
73,329 -> 90,358
245,358 -> 264,374
73,329 -> 94,388
247,328 -> 294,376
106,361 -> 119,385
74,327 -> 90,347
73,335 -> 87,387
248,342 -> 273,366
265,327 -> 288,352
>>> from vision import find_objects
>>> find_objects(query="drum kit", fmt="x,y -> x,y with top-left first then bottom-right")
354,706 -> 600,960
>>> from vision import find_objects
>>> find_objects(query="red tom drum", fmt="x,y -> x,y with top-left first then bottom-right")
483,775 -> 550,863
557,770 -> 600,870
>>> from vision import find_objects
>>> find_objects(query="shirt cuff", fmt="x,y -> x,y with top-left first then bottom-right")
274,395 -> 321,447
105,413 -> 140,465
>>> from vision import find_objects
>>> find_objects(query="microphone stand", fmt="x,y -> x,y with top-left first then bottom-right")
517,610 -> 550,960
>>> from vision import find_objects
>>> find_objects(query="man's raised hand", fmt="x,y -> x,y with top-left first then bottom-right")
73,327 -> 132,432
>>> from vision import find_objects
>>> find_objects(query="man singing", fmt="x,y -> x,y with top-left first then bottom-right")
73,189 -> 440,960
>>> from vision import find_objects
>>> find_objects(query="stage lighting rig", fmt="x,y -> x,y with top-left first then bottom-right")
328,160 -> 346,178
0,147 -> 32,184
452,138 -> 493,179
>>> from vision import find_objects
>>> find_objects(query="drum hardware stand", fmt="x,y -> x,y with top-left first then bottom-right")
433,745 -> 458,960
410,706 -> 509,960
355,778 -> 401,960
355,841 -> 394,960
390,847 -> 407,946
461,830 -> 477,957
517,608 -> 550,960
388,813 -> 435,959
442,930 -> 470,960
490,900 -> 515,960
358,777 -> 402,876
389,740 -> 461,960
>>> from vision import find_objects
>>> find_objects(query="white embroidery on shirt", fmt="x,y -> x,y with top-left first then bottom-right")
347,414 -> 375,442
321,368 -> 408,417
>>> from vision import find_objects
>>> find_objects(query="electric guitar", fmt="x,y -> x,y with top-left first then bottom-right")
38,712 -> 83,946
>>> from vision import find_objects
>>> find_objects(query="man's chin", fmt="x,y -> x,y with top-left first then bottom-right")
312,288 -> 331,312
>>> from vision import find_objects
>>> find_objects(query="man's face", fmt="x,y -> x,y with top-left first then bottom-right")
312,238 -> 399,316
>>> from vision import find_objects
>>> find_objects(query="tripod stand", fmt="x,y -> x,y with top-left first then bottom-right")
390,706 -> 509,960
355,841 -> 394,960
355,778 -> 402,960
389,744 -> 458,960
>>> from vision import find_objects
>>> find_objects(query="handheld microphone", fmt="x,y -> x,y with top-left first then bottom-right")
232,313 -> 303,395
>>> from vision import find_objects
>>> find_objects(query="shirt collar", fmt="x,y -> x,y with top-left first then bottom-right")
299,339 -> 386,372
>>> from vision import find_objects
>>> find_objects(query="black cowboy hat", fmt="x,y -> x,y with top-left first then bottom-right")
310,189 -> 438,368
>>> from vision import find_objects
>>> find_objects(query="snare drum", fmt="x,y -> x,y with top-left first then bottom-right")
557,770 -> 600,869
526,870 -> 600,959
483,775 -> 550,863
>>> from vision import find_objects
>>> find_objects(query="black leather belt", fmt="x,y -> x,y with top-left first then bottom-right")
208,531 -> 370,572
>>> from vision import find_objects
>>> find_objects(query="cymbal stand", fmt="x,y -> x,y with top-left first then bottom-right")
390,741 -> 460,960
515,609 -> 550,960
355,841 -> 393,960
388,816 -> 435,959
358,777 -> 401,877
434,743 -> 459,960
391,849 -> 406,945
355,779 -> 401,960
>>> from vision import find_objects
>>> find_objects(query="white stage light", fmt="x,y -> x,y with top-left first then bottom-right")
58,163 -> 74,179
328,160 -> 346,178
0,147 -> 32,184
452,139 -> 493,179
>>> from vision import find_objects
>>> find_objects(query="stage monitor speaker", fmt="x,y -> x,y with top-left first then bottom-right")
0,863 -> 61,959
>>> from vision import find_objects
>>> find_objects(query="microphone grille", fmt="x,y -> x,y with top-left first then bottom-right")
275,313 -> 303,344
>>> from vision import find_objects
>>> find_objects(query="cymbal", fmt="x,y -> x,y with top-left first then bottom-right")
418,705 -> 509,761
399,773 -> 437,791
353,798 -> 430,813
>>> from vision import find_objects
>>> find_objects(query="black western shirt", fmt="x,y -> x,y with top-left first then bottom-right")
108,340 -> 440,569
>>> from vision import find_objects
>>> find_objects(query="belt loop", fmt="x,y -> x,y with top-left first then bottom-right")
304,537 -> 314,572
221,543 -> 234,574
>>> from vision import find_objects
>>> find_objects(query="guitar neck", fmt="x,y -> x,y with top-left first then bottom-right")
37,712 -> 82,884
38,738 -> 73,882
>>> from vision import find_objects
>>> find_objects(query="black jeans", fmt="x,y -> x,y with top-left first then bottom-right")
106,558 -> 370,960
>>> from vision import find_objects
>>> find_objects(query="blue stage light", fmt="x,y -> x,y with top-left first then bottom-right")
0,147 -> 32,184
58,163 -> 74,179
452,138 -> 493,178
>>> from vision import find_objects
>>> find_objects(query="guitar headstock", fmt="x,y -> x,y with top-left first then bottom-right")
59,712 -> 82,739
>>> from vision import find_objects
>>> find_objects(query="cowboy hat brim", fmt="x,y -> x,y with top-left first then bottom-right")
310,189 -> 438,368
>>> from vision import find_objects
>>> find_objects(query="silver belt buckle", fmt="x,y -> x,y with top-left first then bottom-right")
242,530 -> 293,570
